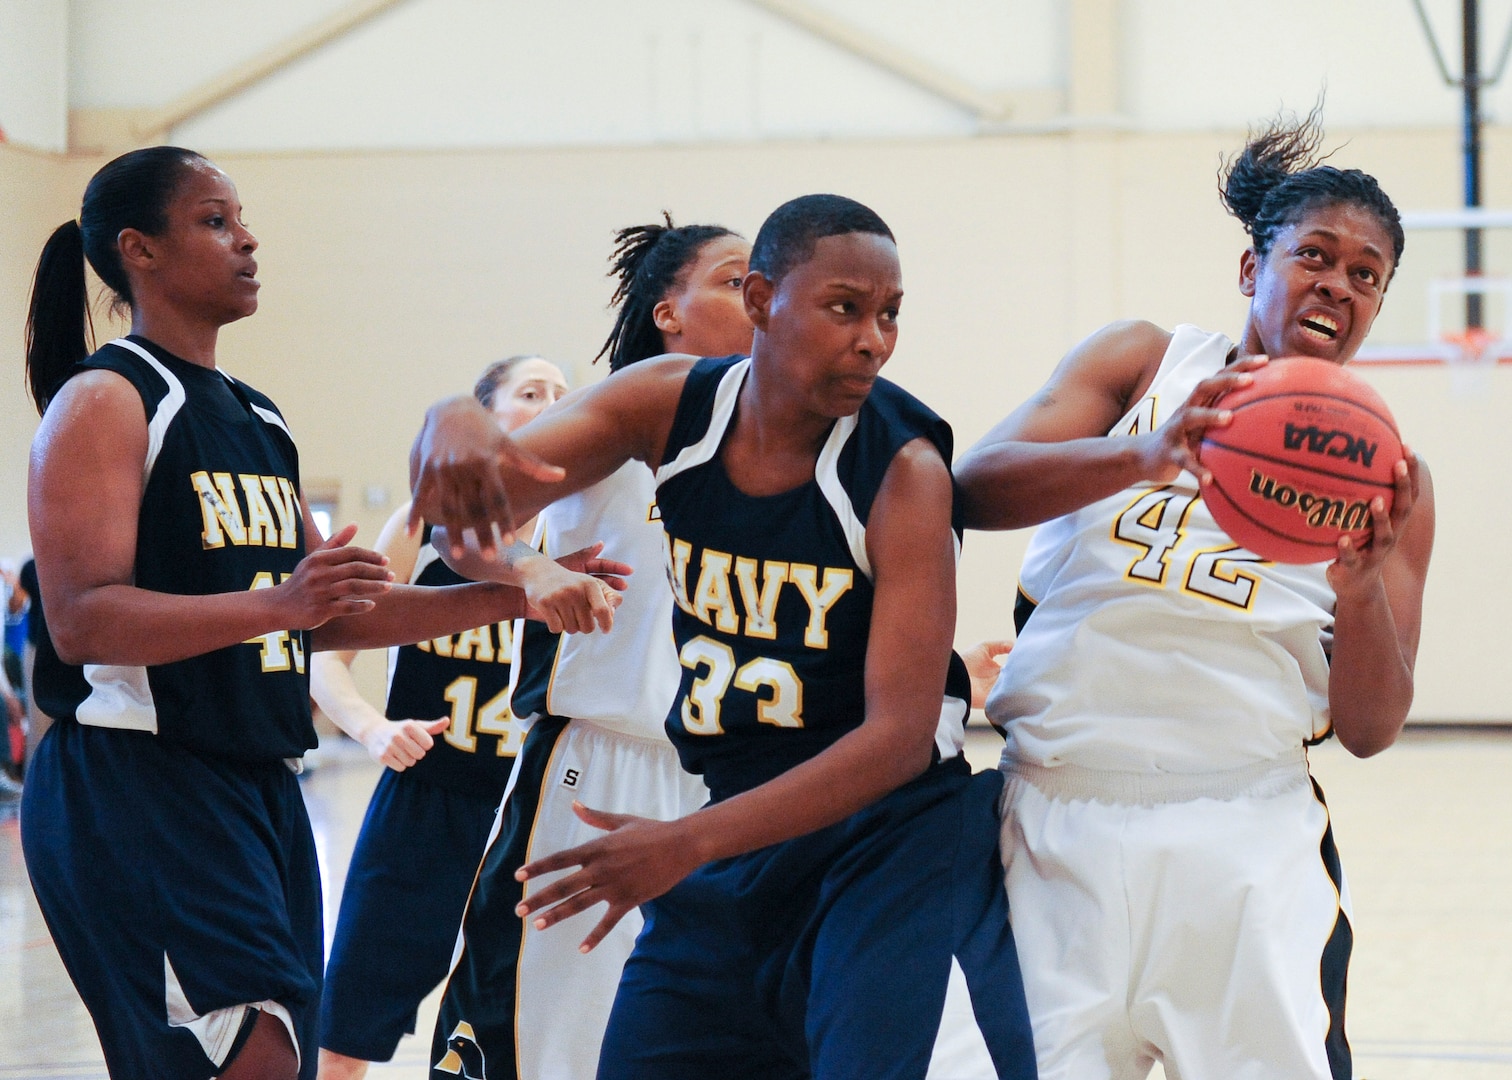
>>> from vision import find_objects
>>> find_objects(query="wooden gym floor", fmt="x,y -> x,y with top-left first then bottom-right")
2,725 -> 1510,1079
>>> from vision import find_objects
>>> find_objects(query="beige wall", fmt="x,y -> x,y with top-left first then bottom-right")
2,126 -> 1506,719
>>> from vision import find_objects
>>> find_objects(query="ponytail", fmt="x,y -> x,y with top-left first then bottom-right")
25,221 -> 92,416
22,146 -> 206,415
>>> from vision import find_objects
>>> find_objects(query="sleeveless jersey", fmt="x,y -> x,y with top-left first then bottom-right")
33,336 -> 316,762
508,461 -> 682,740
654,355 -> 971,802
986,324 -> 1336,773
382,526 -> 523,796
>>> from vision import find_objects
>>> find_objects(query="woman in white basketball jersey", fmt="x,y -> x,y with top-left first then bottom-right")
956,111 -> 1434,1079
429,216 -> 753,1080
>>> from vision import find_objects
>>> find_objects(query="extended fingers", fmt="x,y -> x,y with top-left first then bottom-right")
577,905 -> 634,954
526,885 -> 605,931
420,461 -> 512,557
1368,494 -> 1397,552
1190,365 -> 1257,408
517,844 -> 590,882
515,867 -> 592,918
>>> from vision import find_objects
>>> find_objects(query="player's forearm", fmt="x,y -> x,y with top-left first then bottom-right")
955,437 -> 1151,530
434,536 -> 542,584
309,651 -> 387,743
313,581 -> 526,651
1327,579 -> 1414,757
677,719 -> 936,866
48,583 -> 295,667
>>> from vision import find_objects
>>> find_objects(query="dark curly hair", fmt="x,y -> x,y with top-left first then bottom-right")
1220,105 -> 1404,279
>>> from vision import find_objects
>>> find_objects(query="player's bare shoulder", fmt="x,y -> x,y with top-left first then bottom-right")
31,366 -> 150,480
596,352 -> 707,465
1075,319 -> 1173,405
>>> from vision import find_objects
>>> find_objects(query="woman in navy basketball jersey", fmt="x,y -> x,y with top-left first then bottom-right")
20,147 -> 619,1080
412,194 -> 1036,1080
955,112 -> 1435,1078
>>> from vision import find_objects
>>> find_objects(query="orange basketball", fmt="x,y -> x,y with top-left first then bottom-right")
1198,356 -> 1401,564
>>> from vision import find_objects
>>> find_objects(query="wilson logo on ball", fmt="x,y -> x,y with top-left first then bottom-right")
1197,356 -> 1402,564
1248,470 -> 1373,532
1281,423 -> 1380,469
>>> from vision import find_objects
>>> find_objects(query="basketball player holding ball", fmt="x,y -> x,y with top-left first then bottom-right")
955,110 -> 1434,1079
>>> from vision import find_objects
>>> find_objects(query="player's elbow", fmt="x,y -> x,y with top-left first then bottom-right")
1335,723 -> 1401,759
885,726 -> 939,787
1332,706 -> 1409,759
954,463 -> 1025,531
48,617 -> 97,667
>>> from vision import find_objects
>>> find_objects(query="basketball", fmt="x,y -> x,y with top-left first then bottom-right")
1198,356 -> 1402,564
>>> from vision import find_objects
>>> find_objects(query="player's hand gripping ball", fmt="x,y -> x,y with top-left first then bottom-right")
1198,356 -> 1401,564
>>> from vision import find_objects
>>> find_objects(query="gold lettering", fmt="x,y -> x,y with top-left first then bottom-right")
788,564 -> 854,649
239,475 -> 276,546
664,535 -> 696,616
692,549 -> 739,634
734,557 -> 788,640
192,470 -> 247,548
265,477 -> 301,549
452,626 -> 494,663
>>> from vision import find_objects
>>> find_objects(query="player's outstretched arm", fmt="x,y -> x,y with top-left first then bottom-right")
409,357 -> 693,555
437,539 -> 631,635
1325,452 -> 1435,757
955,321 -> 1262,530
512,438 -> 961,951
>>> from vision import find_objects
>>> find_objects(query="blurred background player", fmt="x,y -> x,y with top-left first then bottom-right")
314,353 -> 627,1080
955,110 -> 1434,1079
431,215 -> 749,1080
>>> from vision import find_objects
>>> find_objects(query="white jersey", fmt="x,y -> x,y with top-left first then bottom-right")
986,324 -> 1336,773
511,460 -> 682,741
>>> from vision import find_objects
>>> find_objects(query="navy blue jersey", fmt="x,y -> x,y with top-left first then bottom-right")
655,355 -> 971,801
33,337 -> 315,763
382,528 -> 522,797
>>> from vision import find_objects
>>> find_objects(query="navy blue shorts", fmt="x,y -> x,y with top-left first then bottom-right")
598,760 -> 1036,1080
320,767 -> 500,1060
21,721 -> 322,1079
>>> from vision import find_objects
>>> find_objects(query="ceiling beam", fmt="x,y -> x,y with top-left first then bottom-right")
742,0 -> 1016,122
70,0 -> 412,152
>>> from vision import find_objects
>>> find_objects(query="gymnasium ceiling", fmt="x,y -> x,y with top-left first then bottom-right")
1,0 -> 1508,154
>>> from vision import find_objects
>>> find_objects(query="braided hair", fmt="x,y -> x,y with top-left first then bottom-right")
1220,105 -> 1404,278
596,213 -> 739,372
